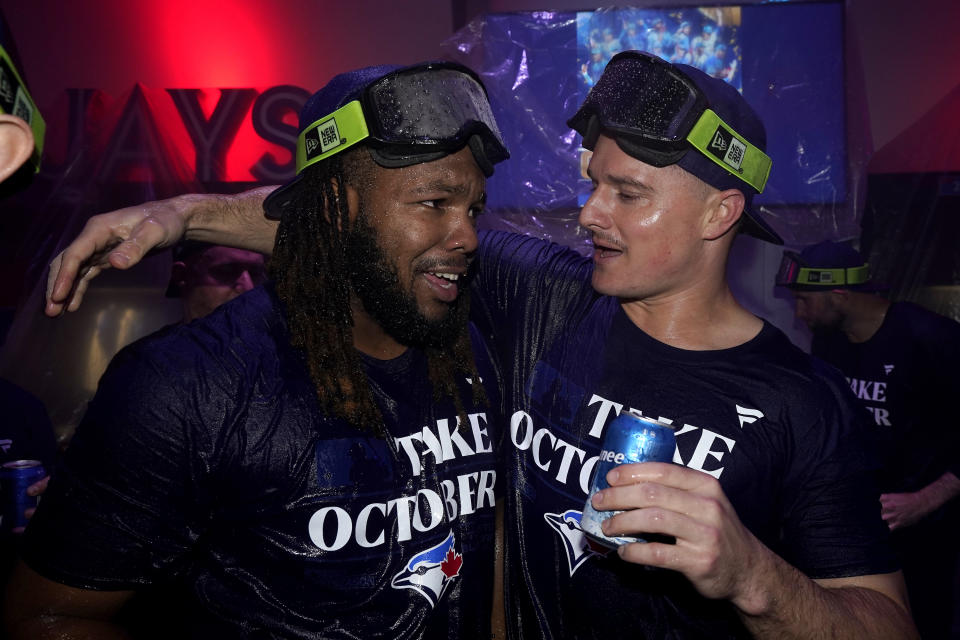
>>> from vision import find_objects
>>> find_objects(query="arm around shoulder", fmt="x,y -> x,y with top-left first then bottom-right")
46,186 -> 279,316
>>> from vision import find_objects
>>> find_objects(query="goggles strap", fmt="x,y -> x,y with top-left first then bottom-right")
296,100 -> 370,174
796,264 -> 870,287
0,43 -> 45,172
686,109 -> 770,193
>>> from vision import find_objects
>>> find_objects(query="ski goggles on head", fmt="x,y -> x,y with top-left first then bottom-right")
776,250 -> 871,288
0,42 -> 45,173
296,62 -> 509,178
567,50 -> 770,193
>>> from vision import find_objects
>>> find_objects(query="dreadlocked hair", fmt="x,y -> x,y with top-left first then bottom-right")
269,148 -> 487,437
424,308 -> 488,430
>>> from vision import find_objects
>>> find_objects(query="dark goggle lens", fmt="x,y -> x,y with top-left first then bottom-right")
571,53 -> 700,144
367,67 -> 508,161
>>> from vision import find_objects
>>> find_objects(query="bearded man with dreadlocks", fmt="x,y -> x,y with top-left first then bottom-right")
8,63 -> 509,640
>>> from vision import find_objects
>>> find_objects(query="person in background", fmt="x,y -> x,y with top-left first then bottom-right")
779,239 -> 960,639
165,240 -> 267,323
6,61 -> 506,639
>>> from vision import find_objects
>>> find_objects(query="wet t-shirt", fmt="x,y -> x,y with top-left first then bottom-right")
24,285 -> 501,639
471,230 -> 896,640
812,301 -> 960,493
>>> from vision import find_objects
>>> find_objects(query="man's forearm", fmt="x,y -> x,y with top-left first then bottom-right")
737,551 -> 917,639
920,471 -> 960,511
181,186 -> 279,255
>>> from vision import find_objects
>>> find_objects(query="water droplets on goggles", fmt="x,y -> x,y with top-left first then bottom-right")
0,42 -> 45,173
567,51 -> 770,193
296,63 -> 509,178
775,250 -> 870,288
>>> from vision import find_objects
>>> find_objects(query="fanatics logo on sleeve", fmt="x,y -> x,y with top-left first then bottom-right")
707,125 -> 746,173
735,405 -> 764,429
391,530 -> 462,607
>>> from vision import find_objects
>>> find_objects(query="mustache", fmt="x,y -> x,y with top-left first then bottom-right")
415,255 -> 475,275
589,230 -> 625,251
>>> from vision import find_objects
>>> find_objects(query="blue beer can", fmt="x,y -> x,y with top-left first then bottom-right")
1,459 -> 46,534
581,411 -> 676,548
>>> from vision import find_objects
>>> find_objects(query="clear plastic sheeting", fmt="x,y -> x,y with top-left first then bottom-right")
442,11 -> 592,251
440,4 -> 860,250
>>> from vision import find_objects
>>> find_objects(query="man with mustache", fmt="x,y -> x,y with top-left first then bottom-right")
38,53 -> 918,638
7,62 -> 506,639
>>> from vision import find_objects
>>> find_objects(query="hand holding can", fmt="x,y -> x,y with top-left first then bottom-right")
1,460 -> 47,534
581,412 -> 676,548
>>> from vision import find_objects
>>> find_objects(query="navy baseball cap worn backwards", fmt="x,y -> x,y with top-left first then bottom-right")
776,240 -> 874,291
264,61 -> 509,219
567,50 -> 782,245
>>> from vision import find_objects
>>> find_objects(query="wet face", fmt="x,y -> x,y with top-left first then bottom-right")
791,290 -> 843,332
578,135 -> 714,302
178,246 -> 267,321
345,146 -> 486,348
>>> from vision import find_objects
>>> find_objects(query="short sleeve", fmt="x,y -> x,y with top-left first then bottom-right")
779,363 -> 898,579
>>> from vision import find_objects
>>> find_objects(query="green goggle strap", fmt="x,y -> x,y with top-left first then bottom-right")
295,100 -> 370,174
686,108 -> 771,194
795,264 -> 870,287
0,43 -> 45,172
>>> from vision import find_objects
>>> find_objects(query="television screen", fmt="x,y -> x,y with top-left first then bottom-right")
445,2 -> 846,220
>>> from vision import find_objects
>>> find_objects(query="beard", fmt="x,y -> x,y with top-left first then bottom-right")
344,206 -> 471,351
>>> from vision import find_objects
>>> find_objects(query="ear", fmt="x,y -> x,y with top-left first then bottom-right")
169,261 -> 189,290
0,114 -> 35,184
702,188 -> 745,241
327,179 -> 362,228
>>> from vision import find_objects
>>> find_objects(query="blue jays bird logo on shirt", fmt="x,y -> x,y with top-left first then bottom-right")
391,530 -> 463,607
544,510 -> 611,576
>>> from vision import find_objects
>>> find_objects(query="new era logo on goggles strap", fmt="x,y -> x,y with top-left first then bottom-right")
687,109 -> 770,193
297,100 -> 369,172
0,43 -> 45,172
776,251 -> 870,287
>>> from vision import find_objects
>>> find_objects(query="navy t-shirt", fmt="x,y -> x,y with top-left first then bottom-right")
811,301 -> 960,492
471,230 -> 896,640
24,285 -> 501,639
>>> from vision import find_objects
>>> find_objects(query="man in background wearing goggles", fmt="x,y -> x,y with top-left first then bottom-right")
10,61 -> 507,639
779,239 -> 960,640
41,52 -> 918,638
